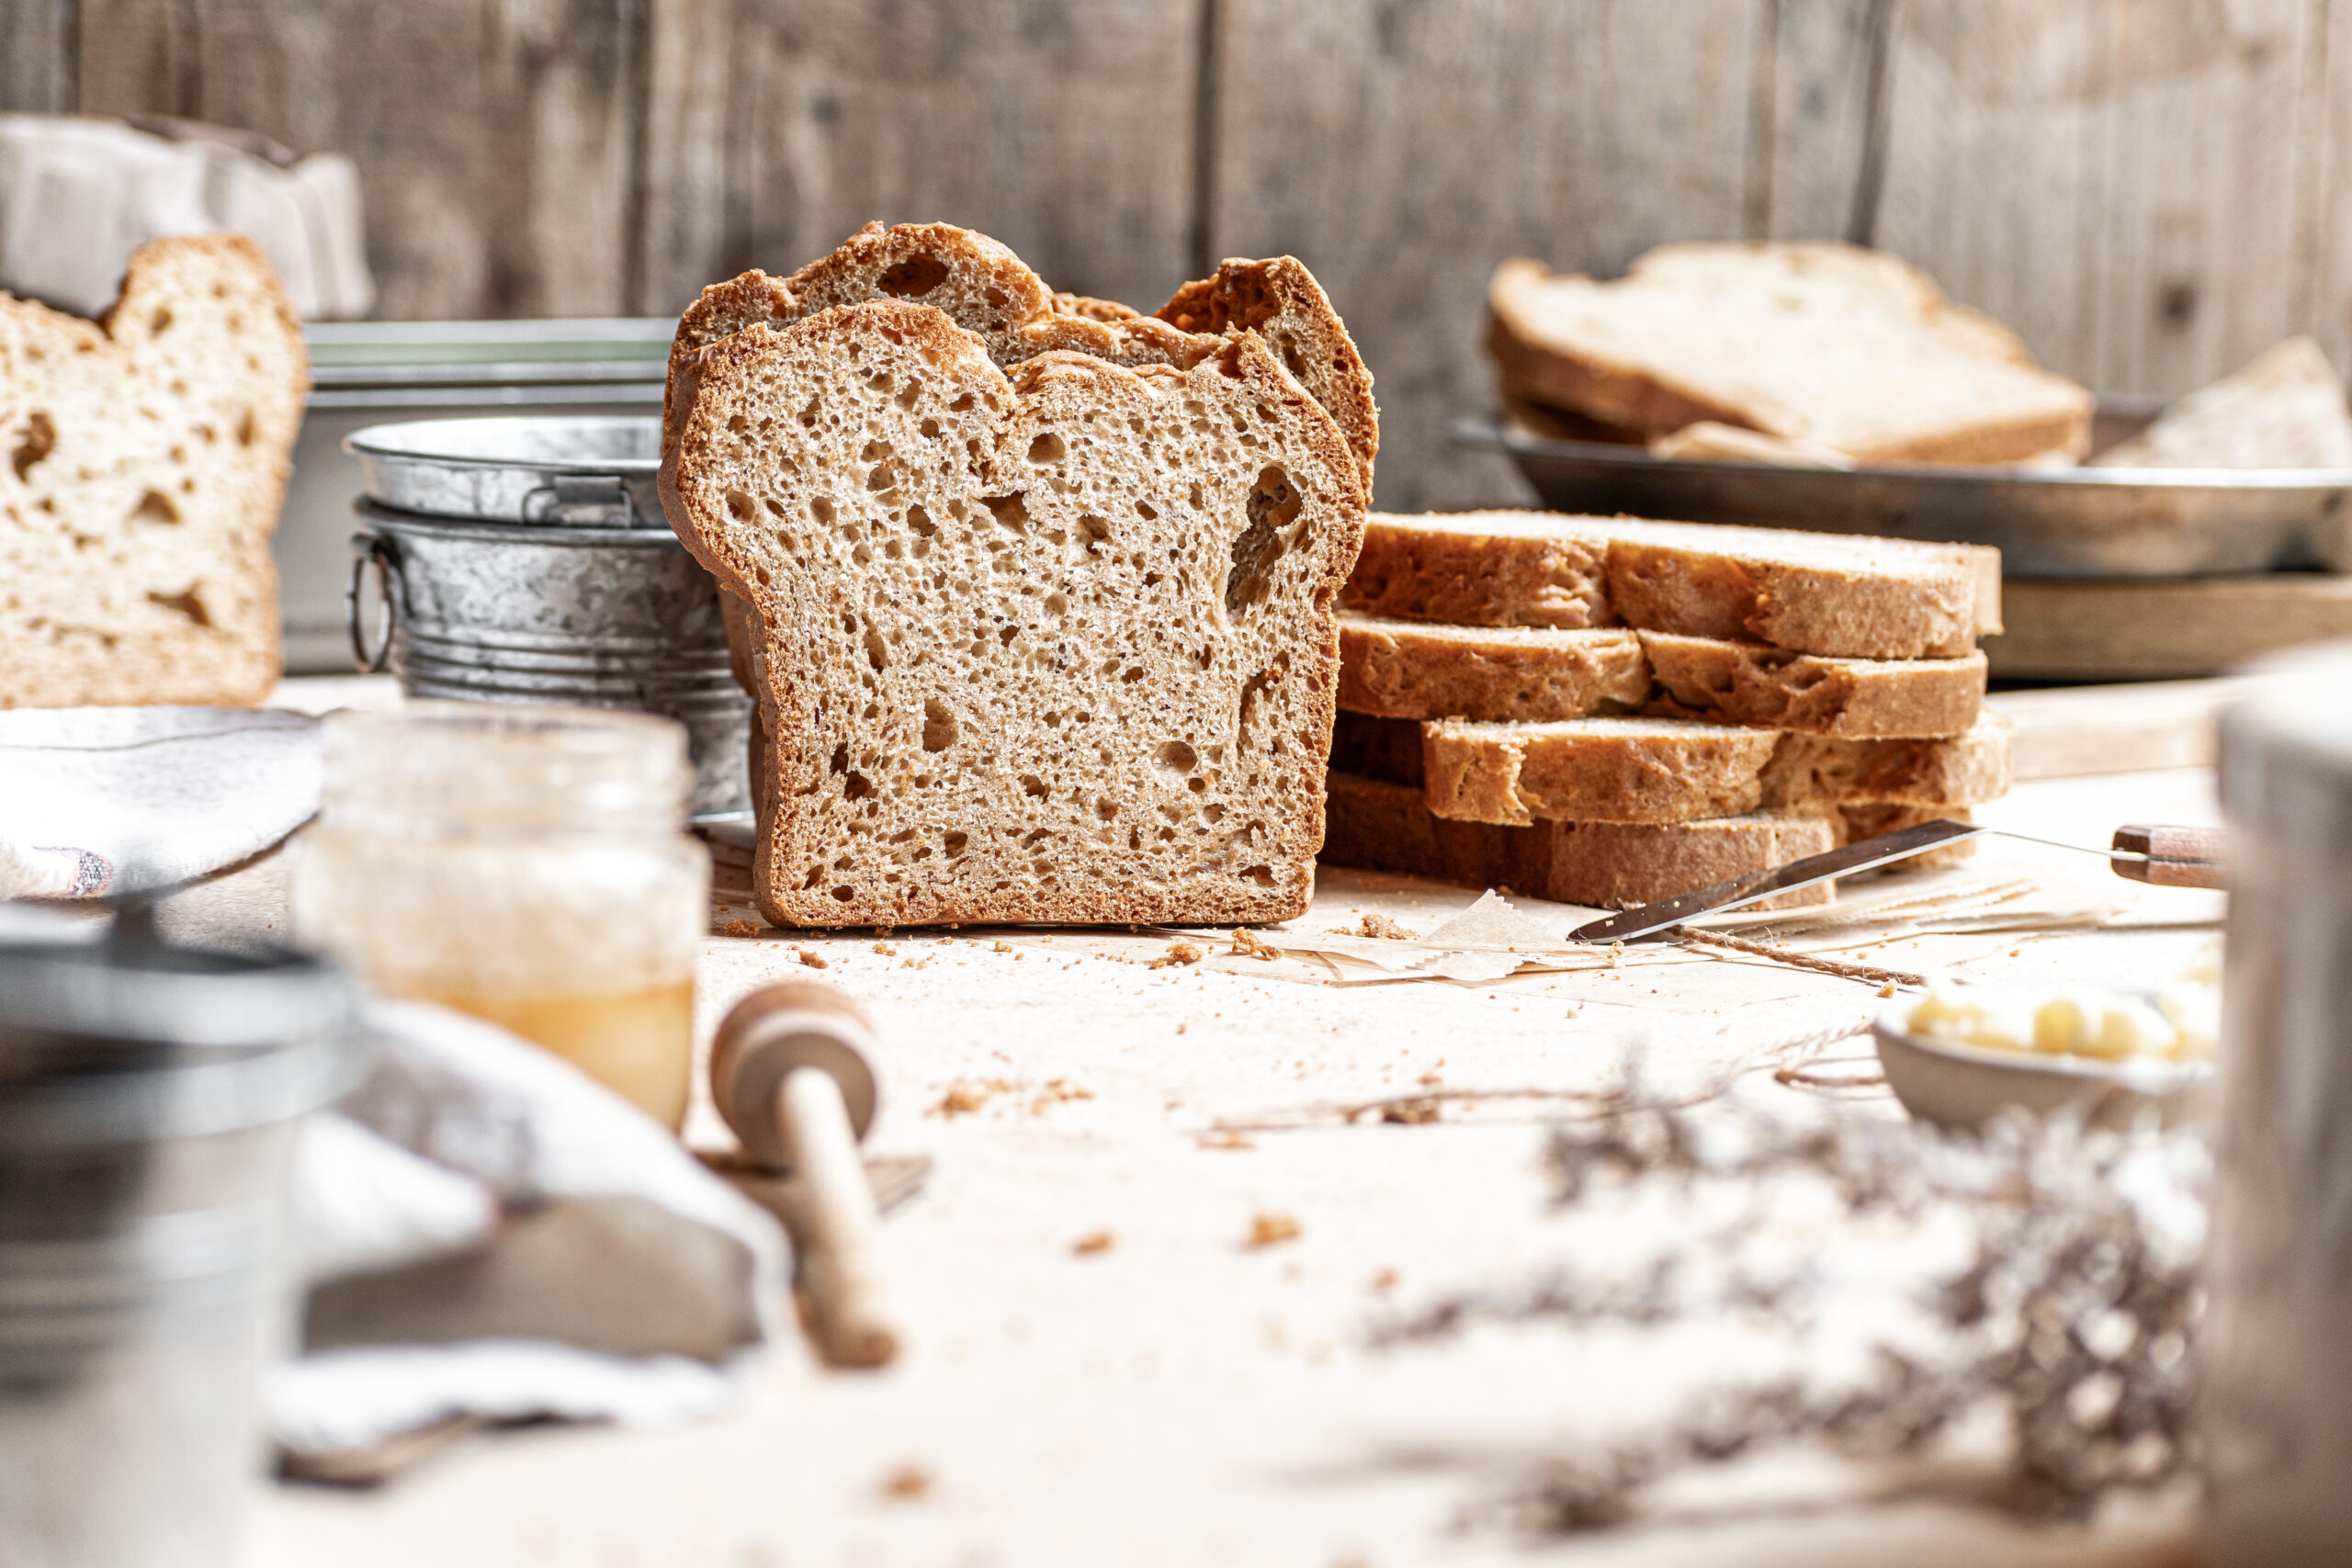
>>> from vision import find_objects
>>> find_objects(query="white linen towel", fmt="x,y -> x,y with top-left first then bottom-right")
0,706 -> 322,898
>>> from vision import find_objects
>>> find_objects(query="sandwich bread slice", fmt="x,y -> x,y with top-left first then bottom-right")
1488,242 -> 2093,465
662,299 -> 1366,928
1,234 -> 306,707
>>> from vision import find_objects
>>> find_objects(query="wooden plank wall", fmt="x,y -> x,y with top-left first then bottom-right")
6,0 -> 2346,509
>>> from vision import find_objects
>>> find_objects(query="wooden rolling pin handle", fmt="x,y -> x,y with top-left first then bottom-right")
2111,825 -> 2228,889
777,1066 -> 900,1370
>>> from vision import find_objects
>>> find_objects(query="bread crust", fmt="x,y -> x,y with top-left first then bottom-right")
1347,511 -> 1996,659
0,232 -> 306,707
662,299 -> 1365,928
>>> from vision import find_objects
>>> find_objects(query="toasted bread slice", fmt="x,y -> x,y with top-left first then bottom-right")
662,300 -> 1366,928
1345,511 -> 2001,658
1,234 -> 306,707
1337,614 -> 1984,736
1488,243 -> 2093,464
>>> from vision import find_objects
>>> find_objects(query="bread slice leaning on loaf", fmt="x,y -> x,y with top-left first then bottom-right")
662,299 -> 1367,928
1345,512 -> 1999,659
667,221 -> 1378,488
1487,242 -> 2094,465
1,234 -> 306,706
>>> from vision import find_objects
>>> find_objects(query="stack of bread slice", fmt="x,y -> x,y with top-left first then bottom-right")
1320,511 -> 2011,909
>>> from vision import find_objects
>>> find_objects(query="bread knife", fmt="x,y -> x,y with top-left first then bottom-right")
1570,819 -> 2225,944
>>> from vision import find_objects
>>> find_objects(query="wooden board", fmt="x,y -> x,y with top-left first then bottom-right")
1986,676 -> 2252,778
633,0 -> 1198,319
1987,574 -> 2352,681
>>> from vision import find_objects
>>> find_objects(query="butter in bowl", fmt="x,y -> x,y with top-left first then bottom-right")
1872,941 -> 2220,1129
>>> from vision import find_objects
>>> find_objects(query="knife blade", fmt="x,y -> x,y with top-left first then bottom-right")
1567,818 -> 2225,944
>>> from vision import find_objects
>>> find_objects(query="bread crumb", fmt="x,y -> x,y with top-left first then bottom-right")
1877,981 -> 1897,998
930,1082 -> 992,1117
1230,928 -> 1280,961
1149,939 -> 1204,969
1246,1213 -> 1302,1248
1198,1130 -> 1254,1150
1369,1267 -> 1399,1294
873,942 -> 897,956
1349,913 -> 1416,941
878,1462 -> 932,1501
992,940 -> 1013,953
797,948 -> 828,969
1416,1070 -> 1442,1086
1175,1021 -> 1187,1035
1609,940 -> 1625,967
1382,1097 -> 1442,1124
721,918 -> 764,938
1070,1230 -> 1114,1257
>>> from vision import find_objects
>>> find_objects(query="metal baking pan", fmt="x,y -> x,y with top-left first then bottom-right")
346,415 -> 665,529
1460,404 -> 2352,579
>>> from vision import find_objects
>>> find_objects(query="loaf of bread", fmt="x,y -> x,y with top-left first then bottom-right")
1489,243 -> 2093,465
1416,711 -> 2012,827
662,299 -> 1367,928
1339,614 -> 1984,736
1322,771 -> 1839,911
1,234 -> 305,707
1345,512 -> 2000,659
668,221 -> 1378,489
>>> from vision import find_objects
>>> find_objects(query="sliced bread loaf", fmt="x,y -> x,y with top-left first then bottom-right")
666,222 -> 1377,490
1345,512 -> 2000,658
1,234 -> 306,707
2088,336 -> 2352,470
1487,243 -> 2094,464
1419,711 -> 2011,827
1322,771 -> 1838,911
662,299 -> 1366,928
1338,613 -> 1984,735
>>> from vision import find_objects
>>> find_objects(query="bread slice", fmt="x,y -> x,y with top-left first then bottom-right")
1345,512 -> 2001,658
1,234 -> 305,707
2088,336 -> 2352,470
1419,711 -> 2012,827
1338,615 -> 1649,724
1321,771 -> 1837,911
1487,243 -> 2094,464
1338,613 -> 1984,735
1636,631 -> 1984,738
661,299 -> 1366,928
666,221 -> 1377,491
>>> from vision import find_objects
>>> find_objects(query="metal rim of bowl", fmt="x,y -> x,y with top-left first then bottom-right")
342,414 -> 662,476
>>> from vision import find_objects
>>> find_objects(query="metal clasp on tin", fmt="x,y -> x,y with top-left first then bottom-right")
520,476 -> 640,527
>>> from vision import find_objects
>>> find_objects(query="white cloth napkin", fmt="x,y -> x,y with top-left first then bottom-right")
268,1000 -> 791,1461
0,706 -> 322,898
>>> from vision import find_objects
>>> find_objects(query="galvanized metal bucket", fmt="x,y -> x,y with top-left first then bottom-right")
344,417 -> 751,819
0,912 -> 365,1568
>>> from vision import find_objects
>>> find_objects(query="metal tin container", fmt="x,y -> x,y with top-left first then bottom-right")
282,319 -> 670,671
345,416 -> 751,820
2202,640 -> 2352,1565
0,913 -> 364,1568
1463,405 -> 2352,579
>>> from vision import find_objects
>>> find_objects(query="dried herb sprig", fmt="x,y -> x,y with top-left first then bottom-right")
1386,1100 -> 2208,1529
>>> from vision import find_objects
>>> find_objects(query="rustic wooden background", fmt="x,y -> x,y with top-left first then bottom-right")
5,0 -> 2345,510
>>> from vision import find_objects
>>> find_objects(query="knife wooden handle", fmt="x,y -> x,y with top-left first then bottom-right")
2111,825 -> 2226,888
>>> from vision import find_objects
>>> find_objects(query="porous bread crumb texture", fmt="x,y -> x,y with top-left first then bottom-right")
1487,242 -> 2094,464
1345,512 -> 1995,659
1319,770 -> 1837,911
667,221 -> 1377,490
1417,712 -> 2014,827
664,299 -> 1365,929
0,234 -> 305,706
1336,613 -> 1985,737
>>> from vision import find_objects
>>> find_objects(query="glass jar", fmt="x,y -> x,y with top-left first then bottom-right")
292,702 -> 709,1130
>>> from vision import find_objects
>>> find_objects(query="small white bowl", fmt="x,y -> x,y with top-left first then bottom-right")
1872,998 -> 2213,1131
